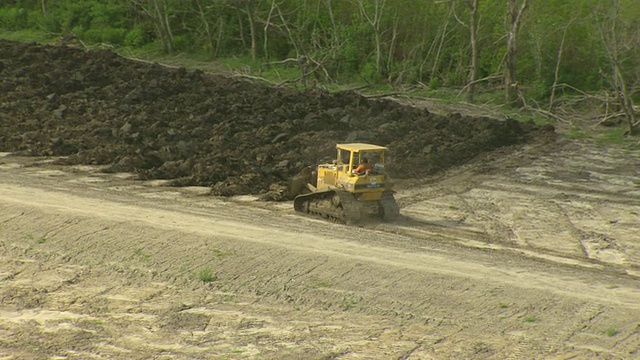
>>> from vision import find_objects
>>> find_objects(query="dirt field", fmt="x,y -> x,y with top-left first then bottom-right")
2,137 -> 640,359
1,40 -> 640,359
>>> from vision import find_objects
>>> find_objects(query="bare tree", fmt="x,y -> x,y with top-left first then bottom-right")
504,0 -> 529,105
353,0 -> 386,75
128,0 -> 175,53
548,17 -> 576,113
194,0 -> 213,55
595,0 -> 637,134
450,0 -> 480,100
466,0 -> 479,102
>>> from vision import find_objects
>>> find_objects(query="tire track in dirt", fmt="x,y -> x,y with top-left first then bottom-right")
2,184 -> 639,309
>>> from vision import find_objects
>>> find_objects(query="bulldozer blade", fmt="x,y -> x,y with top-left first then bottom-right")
289,166 -> 313,198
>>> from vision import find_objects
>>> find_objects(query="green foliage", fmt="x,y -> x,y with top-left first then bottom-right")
0,7 -> 29,30
57,1 -> 93,32
359,61 -> 380,82
101,28 -> 127,46
124,27 -> 152,48
90,3 -> 127,29
172,34 -> 193,52
31,12 -> 62,33
429,77 -> 440,90
1,0 -> 638,105
82,28 -> 103,44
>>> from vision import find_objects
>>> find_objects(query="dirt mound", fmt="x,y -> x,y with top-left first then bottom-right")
0,40 -> 551,199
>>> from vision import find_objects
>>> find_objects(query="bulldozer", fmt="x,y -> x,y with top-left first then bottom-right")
292,143 -> 400,225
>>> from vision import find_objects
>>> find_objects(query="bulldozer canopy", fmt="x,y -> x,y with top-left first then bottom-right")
337,143 -> 388,152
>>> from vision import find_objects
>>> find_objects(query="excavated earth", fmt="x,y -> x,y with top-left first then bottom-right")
0,39 -> 545,198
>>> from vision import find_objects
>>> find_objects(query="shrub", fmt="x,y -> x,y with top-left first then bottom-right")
172,34 -> 193,52
102,28 -> 127,46
360,61 -> 380,82
0,7 -> 28,30
124,27 -> 151,48
82,28 -> 103,44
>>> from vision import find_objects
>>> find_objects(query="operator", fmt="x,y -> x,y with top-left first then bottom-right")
354,158 -> 373,175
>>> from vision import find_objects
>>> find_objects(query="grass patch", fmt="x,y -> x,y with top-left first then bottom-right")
342,296 -> 359,310
133,247 -> 150,261
565,126 -> 590,140
499,303 -> 509,309
523,316 -> 539,323
0,30 -> 56,44
212,248 -> 231,258
304,276 -> 333,290
24,233 -> 46,244
596,126 -> 629,146
197,267 -> 216,283
605,327 -> 618,337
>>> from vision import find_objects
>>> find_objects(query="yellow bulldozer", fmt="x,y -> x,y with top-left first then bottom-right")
292,143 -> 400,225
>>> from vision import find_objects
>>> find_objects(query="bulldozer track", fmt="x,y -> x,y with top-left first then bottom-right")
293,189 -> 401,225
293,189 -> 362,225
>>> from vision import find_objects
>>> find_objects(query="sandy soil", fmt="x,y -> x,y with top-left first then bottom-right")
1,136 -> 639,359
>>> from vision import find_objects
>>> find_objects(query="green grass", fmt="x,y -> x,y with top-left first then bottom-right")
303,276 -> 333,290
197,267 -> 215,283
132,247 -> 150,261
523,316 -> 538,323
595,126 -> 631,146
342,296 -> 359,310
24,233 -> 46,244
0,30 -> 56,44
498,303 -> 509,309
565,126 -> 591,140
605,327 -> 618,337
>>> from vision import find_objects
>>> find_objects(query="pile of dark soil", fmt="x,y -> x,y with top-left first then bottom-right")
0,40 -> 551,199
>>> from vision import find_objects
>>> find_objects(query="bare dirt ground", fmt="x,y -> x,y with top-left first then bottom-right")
1,40 -> 640,359
1,136 -> 640,359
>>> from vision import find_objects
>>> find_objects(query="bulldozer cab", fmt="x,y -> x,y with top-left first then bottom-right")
336,143 -> 387,175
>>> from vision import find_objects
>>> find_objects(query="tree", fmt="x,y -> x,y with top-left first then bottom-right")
504,0 -> 529,105
353,0 -> 386,76
127,0 -> 175,53
595,0 -> 638,134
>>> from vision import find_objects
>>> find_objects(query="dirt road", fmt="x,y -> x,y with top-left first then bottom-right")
1,137 -> 639,359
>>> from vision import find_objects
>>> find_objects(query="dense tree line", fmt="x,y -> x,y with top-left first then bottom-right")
1,0 -> 638,126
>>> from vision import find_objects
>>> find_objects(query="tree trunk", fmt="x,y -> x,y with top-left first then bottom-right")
549,21 -> 572,113
323,0 -> 340,55
245,0 -> 257,61
595,0 -> 637,135
195,0 -> 213,57
466,0 -> 479,102
505,0 -> 528,106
